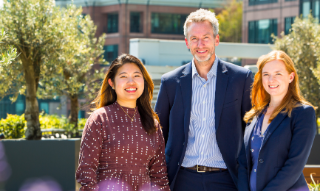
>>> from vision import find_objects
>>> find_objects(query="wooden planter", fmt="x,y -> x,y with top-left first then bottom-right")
1,139 -> 80,191
304,134 -> 320,184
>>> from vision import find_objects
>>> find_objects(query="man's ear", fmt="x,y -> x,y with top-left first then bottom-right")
108,78 -> 114,89
215,34 -> 220,46
185,38 -> 190,49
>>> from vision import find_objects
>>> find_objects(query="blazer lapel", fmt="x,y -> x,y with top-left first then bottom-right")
244,116 -> 257,177
261,112 -> 287,148
214,59 -> 229,131
179,63 -> 192,139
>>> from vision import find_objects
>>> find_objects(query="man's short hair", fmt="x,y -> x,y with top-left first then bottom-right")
183,8 -> 219,38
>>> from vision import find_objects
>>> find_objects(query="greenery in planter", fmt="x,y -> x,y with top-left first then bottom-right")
0,114 -> 87,139
308,173 -> 320,191
0,114 -> 25,139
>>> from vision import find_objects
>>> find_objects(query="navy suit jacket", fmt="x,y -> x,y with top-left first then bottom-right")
155,58 -> 253,189
238,105 -> 317,191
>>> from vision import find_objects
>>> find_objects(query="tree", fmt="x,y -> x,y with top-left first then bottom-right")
0,0 -> 99,139
38,15 -> 106,133
0,29 -> 17,65
215,0 -> 242,42
273,14 -> 320,118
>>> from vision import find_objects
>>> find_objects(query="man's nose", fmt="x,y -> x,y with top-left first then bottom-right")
197,39 -> 205,47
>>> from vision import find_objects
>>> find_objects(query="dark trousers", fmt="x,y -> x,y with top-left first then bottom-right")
173,168 -> 237,191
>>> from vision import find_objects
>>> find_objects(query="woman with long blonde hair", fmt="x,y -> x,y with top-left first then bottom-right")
76,54 -> 170,191
238,50 -> 317,191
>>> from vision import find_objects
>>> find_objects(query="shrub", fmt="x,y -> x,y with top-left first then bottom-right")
78,118 -> 87,130
0,114 -> 26,139
0,114 -> 87,139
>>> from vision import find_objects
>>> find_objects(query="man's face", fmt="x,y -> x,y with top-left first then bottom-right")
185,21 -> 219,64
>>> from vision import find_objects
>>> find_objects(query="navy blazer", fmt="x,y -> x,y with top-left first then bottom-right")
238,105 -> 317,191
155,58 -> 253,189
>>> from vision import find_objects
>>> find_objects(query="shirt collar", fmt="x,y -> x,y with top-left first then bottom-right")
192,55 -> 218,79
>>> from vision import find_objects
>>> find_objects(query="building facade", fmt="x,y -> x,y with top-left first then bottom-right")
56,0 -> 230,63
242,0 -> 320,65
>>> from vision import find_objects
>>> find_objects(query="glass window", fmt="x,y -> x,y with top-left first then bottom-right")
16,101 -> 24,115
78,110 -> 85,118
151,13 -> 187,34
249,0 -> 277,6
0,96 -> 15,119
313,0 -> 320,20
284,17 -> 295,35
103,45 -> 118,63
248,19 -> 277,44
107,13 -> 118,33
248,21 -> 255,43
130,12 -> 142,33
15,95 -> 25,115
300,0 -> 320,21
303,1 -> 311,18
40,102 -> 49,114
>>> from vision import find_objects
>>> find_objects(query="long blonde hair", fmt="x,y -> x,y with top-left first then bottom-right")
244,50 -> 316,123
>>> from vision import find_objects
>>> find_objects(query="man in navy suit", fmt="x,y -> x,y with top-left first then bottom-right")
155,9 -> 253,191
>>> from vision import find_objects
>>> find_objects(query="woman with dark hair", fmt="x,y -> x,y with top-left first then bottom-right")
76,54 -> 170,191
238,50 -> 317,191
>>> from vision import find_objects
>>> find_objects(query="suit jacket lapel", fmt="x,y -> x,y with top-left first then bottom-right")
215,59 -> 229,131
261,112 -> 287,148
244,116 -> 257,177
179,63 -> 192,139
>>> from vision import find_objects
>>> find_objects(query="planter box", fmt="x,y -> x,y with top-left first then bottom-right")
303,165 -> 320,184
1,139 -> 80,191
304,134 -> 320,184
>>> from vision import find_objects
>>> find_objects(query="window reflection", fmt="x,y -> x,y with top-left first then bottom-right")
151,13 -> 187,34
285,17 -> 295,35
107,13 -> 118,33
103,45 -> 118,64
248,19 -> 277,44
40,102 -> 49,114
130,12 -> 142,33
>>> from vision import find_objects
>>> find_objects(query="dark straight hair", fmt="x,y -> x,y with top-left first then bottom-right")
92,54 -> 159,134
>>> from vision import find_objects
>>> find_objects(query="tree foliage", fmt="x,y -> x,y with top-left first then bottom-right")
216,0 -> 242,42
0,0 -> 105,139
0,29 -> 17,66
38,15 -> 106,131
273,14 -> 320,117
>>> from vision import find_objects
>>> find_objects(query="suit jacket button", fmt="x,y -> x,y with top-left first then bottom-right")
259,159 -> 264,163
183,142 -> 185,146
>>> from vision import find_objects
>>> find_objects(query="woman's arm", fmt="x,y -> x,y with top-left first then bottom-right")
148,125 -> 170,191
238,142 -> 250,191
263,106 -> 317,191
76,113 -> 104,191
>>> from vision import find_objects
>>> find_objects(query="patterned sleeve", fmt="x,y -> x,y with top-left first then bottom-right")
76,113 -> 104,191
149,123 -> 170,191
